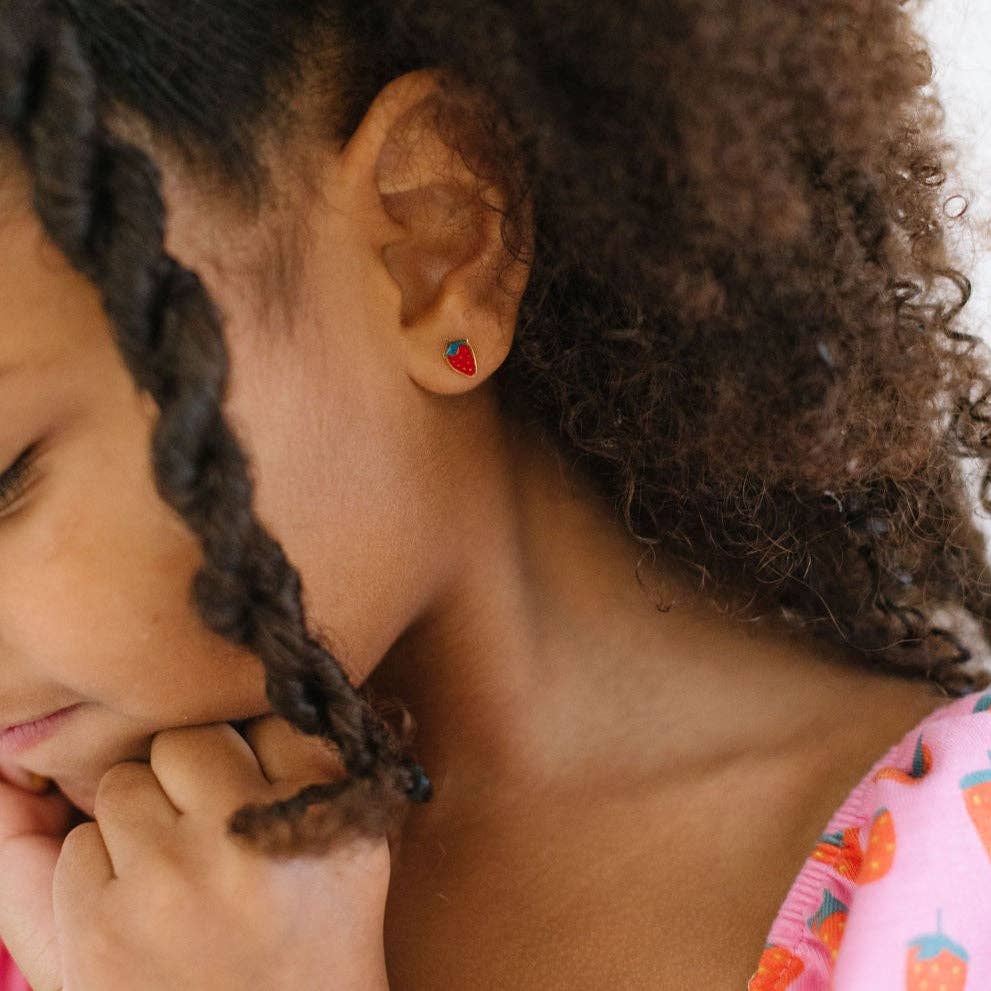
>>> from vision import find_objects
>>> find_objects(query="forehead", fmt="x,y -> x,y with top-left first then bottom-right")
0,152 -> 113,373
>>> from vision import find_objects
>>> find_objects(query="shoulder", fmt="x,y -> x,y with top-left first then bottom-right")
752,685 -> 991,991
829,686 -> 991,988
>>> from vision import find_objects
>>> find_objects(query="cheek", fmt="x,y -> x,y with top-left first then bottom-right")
227,352 -> 440,676
0,439 -> 268,723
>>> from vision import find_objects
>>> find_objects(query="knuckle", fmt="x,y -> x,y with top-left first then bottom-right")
147,725 -> 194,773
148,725 -> 185,762
55,819 -> 101,877
61,818 -> 99,854
93,761 -> 149,817
149,722 -> 230,768
243,715 -> 346,782
240,714 -> 287,750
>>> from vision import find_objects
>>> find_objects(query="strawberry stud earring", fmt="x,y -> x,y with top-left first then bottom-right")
444,338 -> 477,377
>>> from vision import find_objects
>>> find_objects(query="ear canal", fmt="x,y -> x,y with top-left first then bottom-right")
379,185 -> 487,326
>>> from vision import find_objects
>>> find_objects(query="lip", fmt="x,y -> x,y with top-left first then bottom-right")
0,703 -> 84,755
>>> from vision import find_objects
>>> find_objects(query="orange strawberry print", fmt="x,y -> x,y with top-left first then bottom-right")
806,888 -> 848,961
746,943 -> 805,990
960,749 -> 991,862
858,806 -> 895,884
811,826 -> 863,881
872,733 -> 932,785
906,909 -> 969,991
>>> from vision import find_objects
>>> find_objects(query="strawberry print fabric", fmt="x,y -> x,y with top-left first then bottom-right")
3,688 -> 991,990
748,686 -> 991,990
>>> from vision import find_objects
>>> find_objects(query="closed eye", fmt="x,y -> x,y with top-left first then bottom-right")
0,445 -> 39,513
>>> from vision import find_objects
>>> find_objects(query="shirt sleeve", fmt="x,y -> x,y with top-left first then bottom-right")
0,941 -> 31,991
827,699 -> 991,990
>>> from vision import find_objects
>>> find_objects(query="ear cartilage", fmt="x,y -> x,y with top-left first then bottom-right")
444,338 -> 477,377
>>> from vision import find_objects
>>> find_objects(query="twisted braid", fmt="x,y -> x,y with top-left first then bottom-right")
0,0 -> 430,855
7,0 -> 991,864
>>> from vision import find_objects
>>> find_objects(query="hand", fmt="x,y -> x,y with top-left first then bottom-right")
0,763 -> 81,988
0,717 -> 393,991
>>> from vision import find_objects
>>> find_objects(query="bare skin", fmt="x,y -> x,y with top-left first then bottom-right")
0,68 -> 952,987
369,440 -> 950,988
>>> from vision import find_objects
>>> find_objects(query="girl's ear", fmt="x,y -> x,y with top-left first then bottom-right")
338,68 -> 534,396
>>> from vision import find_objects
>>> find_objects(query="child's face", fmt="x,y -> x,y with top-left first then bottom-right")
0,135 -> 456,816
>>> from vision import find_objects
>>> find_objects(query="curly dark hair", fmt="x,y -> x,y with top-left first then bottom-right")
1,0 -> 989,854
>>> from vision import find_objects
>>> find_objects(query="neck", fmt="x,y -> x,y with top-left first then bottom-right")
366,413 -> 945,829
367,417 -> 726,809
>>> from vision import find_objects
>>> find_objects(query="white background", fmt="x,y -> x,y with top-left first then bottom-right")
912,0 -> 991,537
915,0 -> 991,333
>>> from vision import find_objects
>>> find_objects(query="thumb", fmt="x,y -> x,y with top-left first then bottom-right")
0,779 -> 77,991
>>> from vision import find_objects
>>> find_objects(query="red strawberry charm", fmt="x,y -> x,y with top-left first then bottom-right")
444,338 -> 477,377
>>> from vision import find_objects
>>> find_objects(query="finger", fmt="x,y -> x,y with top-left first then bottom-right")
238,715 -> 346,787
53,821 -> 114,936
0,833 -> 62,991
149,723 -> 269,816
0,785 -> 77,991
91,762 -> 179,876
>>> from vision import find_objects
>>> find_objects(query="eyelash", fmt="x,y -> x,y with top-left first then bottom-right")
0,445 -> 38,513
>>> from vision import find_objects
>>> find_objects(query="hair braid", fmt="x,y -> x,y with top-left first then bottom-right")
8,0 -> 991,857
0,0 -> 431,855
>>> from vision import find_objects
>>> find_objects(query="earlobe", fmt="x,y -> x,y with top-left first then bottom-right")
341,69 -> 532,396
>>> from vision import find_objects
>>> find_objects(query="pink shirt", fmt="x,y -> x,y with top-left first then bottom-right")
0,944 -> 28,991
3,687 -> 991,990
748,685 -> 991,990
